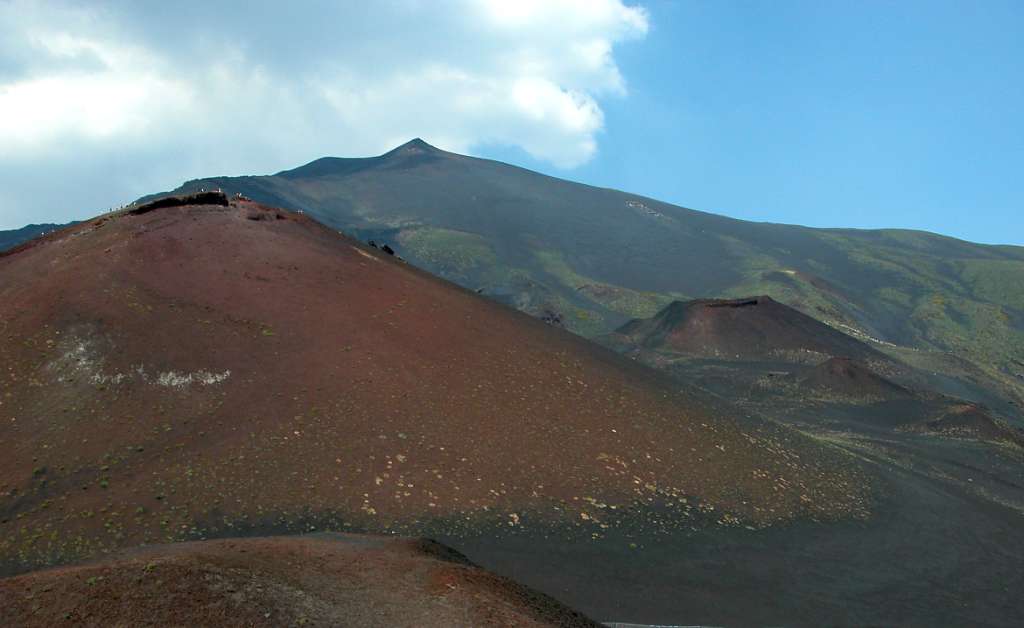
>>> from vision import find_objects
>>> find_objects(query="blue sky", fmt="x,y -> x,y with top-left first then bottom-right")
479,0 -> 1024,245
0,1 -> 1020,245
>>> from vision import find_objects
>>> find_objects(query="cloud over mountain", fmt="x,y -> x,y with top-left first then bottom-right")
0,0 -> 647,228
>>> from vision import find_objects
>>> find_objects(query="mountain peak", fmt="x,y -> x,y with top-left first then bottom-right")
387,137 -> 441,156
273,138 -> 443,180
617,295 -> 881,361
402,137 -> 436,149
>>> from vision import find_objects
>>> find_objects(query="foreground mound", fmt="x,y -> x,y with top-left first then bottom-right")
0,199 -> 871,578
615,296 -> 882,363
0,533 -> 597,627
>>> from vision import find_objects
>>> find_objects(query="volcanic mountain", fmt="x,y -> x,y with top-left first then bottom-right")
7,140 -> 1022,410
611,296 -> 884,363
116,139 -> 1024,390
0,533 -> 597,627
0,194 -> 875,623
915,403 -> 1024,447
795,356 -> 911,401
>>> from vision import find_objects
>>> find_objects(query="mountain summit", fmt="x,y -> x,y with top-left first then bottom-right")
3,166 -> 1023,626
131,140 -> 1024,394
390,137 -> 442,153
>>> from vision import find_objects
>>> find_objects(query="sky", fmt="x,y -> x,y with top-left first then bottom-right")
0,1 -> 1021,245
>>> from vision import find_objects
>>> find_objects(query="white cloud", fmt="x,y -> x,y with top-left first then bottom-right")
0,0 -> 648,229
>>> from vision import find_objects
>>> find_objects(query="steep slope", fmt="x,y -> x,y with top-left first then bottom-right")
0,196 -> 874,623
0,533 -> 598,627
612,296 -> 884,363
140,140 -> 1024,382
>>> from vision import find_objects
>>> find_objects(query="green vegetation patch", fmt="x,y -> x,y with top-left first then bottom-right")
397,227 -> 497,277
956,259 -> 1024,311
533,249 -> 682,320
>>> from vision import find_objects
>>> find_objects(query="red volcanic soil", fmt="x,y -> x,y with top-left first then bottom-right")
616,296 -> 882,362
0,199 -> 871,578
798,357 -> 911,401
0,533 -> 597,627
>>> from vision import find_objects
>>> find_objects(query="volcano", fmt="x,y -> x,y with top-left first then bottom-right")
613,296 -> 884,363
797,357 -> 911,401
111,139 -> 1024,395
915,403 -> 1024,447
0,195 -> 874,623
7,140 -> 1023,416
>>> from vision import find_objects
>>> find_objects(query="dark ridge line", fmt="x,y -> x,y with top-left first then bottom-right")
705,298 -> 761,308
129,190 -> 229,215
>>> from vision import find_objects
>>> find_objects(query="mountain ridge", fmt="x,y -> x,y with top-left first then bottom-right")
4,140 -> 1022,399
281,140 -> 1024,249
1,194 -> 880,623
4,193 -> 1023,626
139,141 -> 1023,385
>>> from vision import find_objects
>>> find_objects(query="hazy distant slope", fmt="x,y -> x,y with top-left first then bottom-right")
0,223 -> 68,252
146,140 -> 1024,378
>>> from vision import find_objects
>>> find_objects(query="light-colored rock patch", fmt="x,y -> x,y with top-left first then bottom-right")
49,332 -> 230,389
156,370 -> 231,388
